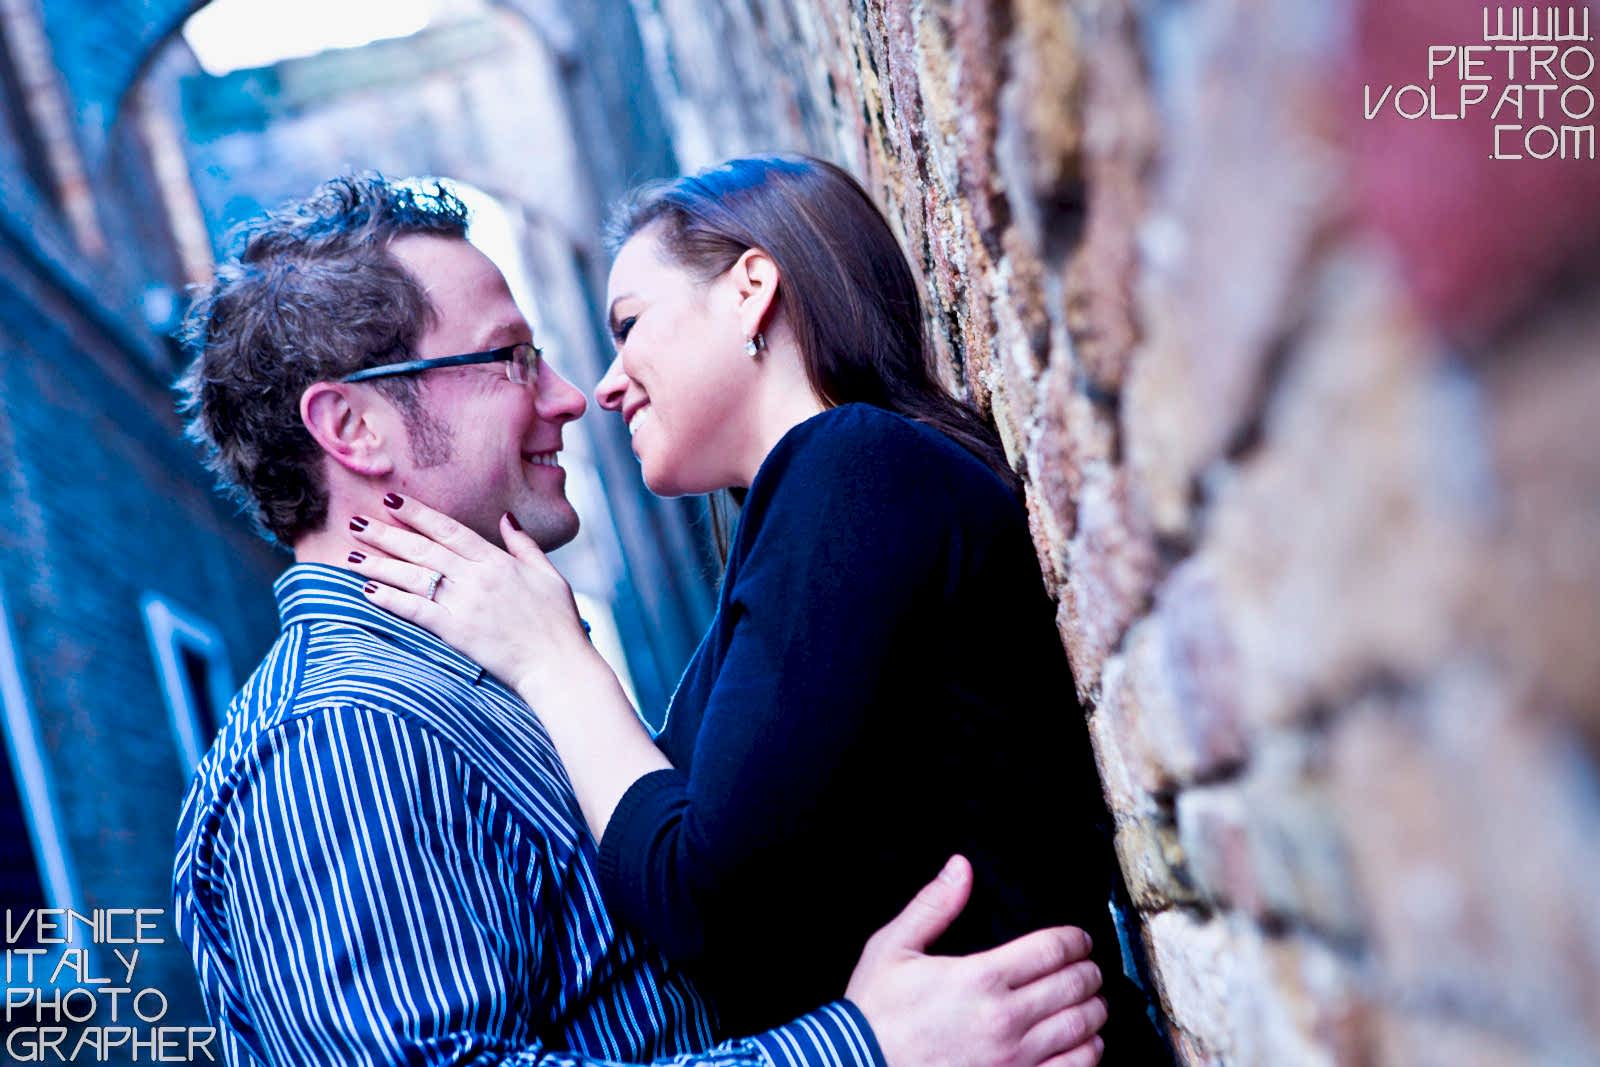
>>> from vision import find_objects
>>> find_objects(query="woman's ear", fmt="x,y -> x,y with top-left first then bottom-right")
731,247 -> 780,340
300,381 -> 397,478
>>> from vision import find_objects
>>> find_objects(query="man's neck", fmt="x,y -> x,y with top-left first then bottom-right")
295,480 -> 404,568
293,526 -> 361,570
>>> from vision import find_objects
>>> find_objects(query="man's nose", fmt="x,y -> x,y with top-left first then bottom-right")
537,365 -> 588,422
595,354 -> 630,412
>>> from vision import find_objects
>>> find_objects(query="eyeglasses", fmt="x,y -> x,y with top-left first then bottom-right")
340,342 -> 542,387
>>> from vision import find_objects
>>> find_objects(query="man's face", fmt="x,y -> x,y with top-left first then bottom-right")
381,234 -> 587,549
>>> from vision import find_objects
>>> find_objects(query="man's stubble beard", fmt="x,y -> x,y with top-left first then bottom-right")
402,406 -> 580,552
403,406 -> 455,470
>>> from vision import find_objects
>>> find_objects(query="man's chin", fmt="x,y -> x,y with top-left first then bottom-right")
508,505 -> 579,553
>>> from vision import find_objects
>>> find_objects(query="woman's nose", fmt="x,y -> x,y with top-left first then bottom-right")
595,354 -> 629,412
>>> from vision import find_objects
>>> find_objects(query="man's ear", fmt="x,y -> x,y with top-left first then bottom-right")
300,381 -> 397,478
731,247 -> 780,340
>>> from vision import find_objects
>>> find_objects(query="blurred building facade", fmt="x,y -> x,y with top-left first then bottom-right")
0,0 -> 285,1027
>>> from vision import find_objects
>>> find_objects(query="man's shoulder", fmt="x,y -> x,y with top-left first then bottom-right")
294,619 -> 479,713
181,621 -> 465,802
226,617 -> 465,735
182,616 -> 578,843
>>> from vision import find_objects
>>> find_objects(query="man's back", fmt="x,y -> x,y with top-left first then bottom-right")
174,564 -> 720,1064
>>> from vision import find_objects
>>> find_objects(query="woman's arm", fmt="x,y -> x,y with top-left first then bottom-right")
517,634 -> 672,837
598,482 -> 943,959
342,490 -> 1110,1067
349,408 -> 1005,973
597,409 -> 984,969
346,503 -> 671,839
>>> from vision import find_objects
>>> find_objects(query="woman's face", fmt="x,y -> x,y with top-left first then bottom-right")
597,228 -> 764,495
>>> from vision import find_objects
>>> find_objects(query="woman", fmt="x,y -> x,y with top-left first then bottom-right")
351,155 -> 1167,1062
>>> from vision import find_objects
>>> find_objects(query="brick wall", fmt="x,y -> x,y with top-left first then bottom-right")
0,0 -> 287,1027
0,215 -> 287,1024
631,2 -> 1600,1062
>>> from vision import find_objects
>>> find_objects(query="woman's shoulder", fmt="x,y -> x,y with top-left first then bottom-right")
774,402 -> 1006,485
745,403 -> 1020,535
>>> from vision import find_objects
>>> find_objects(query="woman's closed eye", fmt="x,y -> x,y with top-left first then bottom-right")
612,315 -> 637,345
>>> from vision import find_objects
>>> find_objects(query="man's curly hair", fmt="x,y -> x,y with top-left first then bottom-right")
178,174 -> 470,544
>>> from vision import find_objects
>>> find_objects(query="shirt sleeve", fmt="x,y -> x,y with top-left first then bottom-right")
599,409 -> 990,969
204,702 -> 885,1067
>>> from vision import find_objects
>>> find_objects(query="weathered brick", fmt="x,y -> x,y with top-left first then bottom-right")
1368,1012 -> 1542,1067
986,379 -> 1025,480
1472,288 -> 1600,746
1123,557 -> 1248,788
1204,254 -> 1478,729
1177,768 -> 1363,941
1113,813 -> 1196,912
1121,282 -> 1198,536
1121,0 -> 1344,539
1142,911 -> 1241,1063
1254,933 -> 1367,1067
1086,654 -> 1159,818
593,0 -> 1600,1056
984,229 -> 1053,470
1061,0 -> 1157,393
1146,912 -> 1365,1067
1019,482 -> 1063,600
1027,351 -> 1115,565
1057,464 -> 1159,697
0,227 -> 285,1026
993,0 -> 1084,260
1330,672 -> 1600,1050
944,0 -> 1011,260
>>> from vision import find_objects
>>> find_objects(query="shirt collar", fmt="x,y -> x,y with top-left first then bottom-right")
274,562 -> 487,685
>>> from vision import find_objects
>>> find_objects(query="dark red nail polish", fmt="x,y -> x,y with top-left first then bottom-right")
350,516 -> 369,532
383,493 -> 404,509
504,511 -> 522,531
347,551 -> 366,564
363,582 -> 378,594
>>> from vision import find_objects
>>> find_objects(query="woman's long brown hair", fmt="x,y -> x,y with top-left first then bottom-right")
606,154 -> 1017,561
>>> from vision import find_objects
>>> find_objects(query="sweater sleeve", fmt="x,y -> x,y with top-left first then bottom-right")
598,408 -> 991,971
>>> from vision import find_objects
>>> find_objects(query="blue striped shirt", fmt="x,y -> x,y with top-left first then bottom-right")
173,563 -> 883,1067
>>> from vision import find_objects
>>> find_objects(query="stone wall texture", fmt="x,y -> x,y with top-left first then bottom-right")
631,1 -> 1600,1062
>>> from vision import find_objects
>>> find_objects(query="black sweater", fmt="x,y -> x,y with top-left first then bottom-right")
598,404 -> 1168,1061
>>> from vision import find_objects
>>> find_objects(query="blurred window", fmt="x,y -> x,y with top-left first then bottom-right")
0,583 -> 76,983
0,19 -> 60,209
140,594 -> 235,772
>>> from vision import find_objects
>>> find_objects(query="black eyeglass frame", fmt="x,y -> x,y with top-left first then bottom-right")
339,342 -> 541,385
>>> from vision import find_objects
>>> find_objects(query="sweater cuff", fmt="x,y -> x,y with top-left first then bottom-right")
596,767 -> 688,897
748,1001 -> 886,1067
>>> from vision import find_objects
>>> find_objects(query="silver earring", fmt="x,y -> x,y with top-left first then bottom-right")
745,333 -> 766,358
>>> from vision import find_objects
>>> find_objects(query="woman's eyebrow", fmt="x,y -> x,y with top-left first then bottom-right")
607,294 -> 635,332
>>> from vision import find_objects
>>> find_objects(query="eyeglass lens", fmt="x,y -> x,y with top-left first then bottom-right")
510,343 -> 541,386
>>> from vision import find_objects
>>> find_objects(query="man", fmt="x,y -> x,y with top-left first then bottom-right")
173,175 -> 1108,1067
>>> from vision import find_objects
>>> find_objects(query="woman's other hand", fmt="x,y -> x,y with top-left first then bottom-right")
846,856 -> 1106,1067
346,493 -> 596,701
